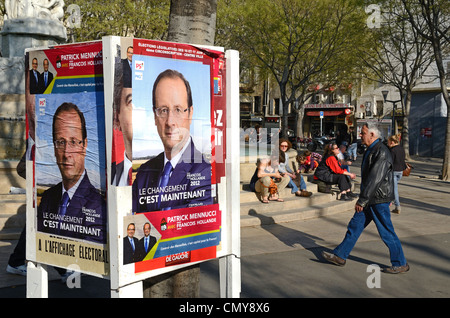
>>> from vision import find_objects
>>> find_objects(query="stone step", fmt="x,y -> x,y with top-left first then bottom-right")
0,212 -> 25,230
0,192 -> 26,239
0,196 -> 26,231
0,193 -> 26,202
240,199 -> 356,227
240,181 -> 318,203
0,193 -> 26,214
240,190 -> 341,216
0,227 -> 23,240
0,196 -> 356,238
240,148 -> 300,183
0,160 -> 26,194
0,160 -> 27,238
0,163 -> 358,240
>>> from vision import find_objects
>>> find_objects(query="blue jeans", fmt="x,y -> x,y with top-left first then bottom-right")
348,143 -> 357,160
287,175 -> 307,193
393,171 -> 402,208
333,202 -> 407,266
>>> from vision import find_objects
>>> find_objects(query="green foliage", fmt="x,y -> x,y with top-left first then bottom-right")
217,0 -> 372,100
0,0 -> 5,18
64,0 -> 170,42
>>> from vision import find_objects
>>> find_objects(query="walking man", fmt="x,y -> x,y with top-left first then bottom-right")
322,122 -> 409,274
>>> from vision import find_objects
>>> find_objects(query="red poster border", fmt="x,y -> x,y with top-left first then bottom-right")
129,39 -> 226,274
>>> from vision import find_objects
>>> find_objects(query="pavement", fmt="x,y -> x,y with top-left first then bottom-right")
0,155 -> 449,299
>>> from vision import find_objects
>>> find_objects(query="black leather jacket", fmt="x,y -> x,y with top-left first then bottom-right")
357,139 -> 394,207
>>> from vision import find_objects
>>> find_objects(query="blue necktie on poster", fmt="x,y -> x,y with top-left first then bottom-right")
59,192 -> 70,216
158,162 -> 173,209
58,192 -> 70,233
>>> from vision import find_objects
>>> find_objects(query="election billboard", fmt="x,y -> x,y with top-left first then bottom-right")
25,37 -> 235,291
106,37 -> 227,279
27,41 -> 109,277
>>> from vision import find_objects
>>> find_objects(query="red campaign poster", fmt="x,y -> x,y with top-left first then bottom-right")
37,41 -> 104,94
34,41 -> 106,243
28,41 -> 108,276
126,204 -> 221,272
109,38 -> 133,187
120,38 -> 226,272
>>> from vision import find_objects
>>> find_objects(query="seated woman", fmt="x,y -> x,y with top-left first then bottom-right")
278,139 -> 312,197
298,150 -> 321,173
313,142 -> 357,201
250,155 -> 290,203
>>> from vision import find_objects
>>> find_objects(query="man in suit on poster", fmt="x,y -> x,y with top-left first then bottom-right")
37,102 -> 106,244
29,58 -> 40,94
122,46 -> 133,88
111,53 -> 133,186
38,58 -> 54,93
132,69 -> 212,213
123,223 -> 141,264
137,222 -> 157,261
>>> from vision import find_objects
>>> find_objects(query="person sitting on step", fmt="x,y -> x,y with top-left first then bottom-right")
314,142 -> 357,201
249,155 -> 290,203
278,139 -> 312,198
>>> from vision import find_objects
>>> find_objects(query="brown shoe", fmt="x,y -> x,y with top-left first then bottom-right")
296,190 -> 312,197
391,207 -> 401,214
382,263 -> 410,274
321,251 -> 346,266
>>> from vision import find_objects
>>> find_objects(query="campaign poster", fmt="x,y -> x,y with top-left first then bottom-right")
31,42 -> 109,276
110,37 -> 134,187
124,38 -> 226,273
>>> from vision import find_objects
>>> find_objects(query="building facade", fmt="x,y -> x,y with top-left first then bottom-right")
409,59 -> 450,158
239,53 -> 449,160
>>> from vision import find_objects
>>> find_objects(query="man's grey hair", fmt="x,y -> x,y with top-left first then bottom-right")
363,122 -> 381,138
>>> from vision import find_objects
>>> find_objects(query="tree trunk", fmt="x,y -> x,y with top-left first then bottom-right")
167,0 -> 217,46
143,266 -> 200,298
430,33 -> 450,180
144,0 -> 218,298
401,0 -> 450,179
402,90 -> 412,161
437,62 -> 450,180
296,105 -> 305,138
282,100 -> 290,138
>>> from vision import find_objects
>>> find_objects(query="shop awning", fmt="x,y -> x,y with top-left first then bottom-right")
306,110 -> 345,117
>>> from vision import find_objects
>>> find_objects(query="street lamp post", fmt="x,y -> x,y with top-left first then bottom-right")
382,90 -> 401,135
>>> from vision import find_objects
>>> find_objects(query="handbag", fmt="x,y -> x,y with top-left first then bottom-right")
403,163 -> 412,176
268,179 -> 278,195
262,178 -> 278,195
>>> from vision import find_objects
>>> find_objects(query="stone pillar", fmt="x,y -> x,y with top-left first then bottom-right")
0,18 -> 67,159
143,264 -> 200,298
1,18 -> 67,59
0,94 -> 26,159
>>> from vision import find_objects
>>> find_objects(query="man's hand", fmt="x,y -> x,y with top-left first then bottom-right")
355,203 -> 364,212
